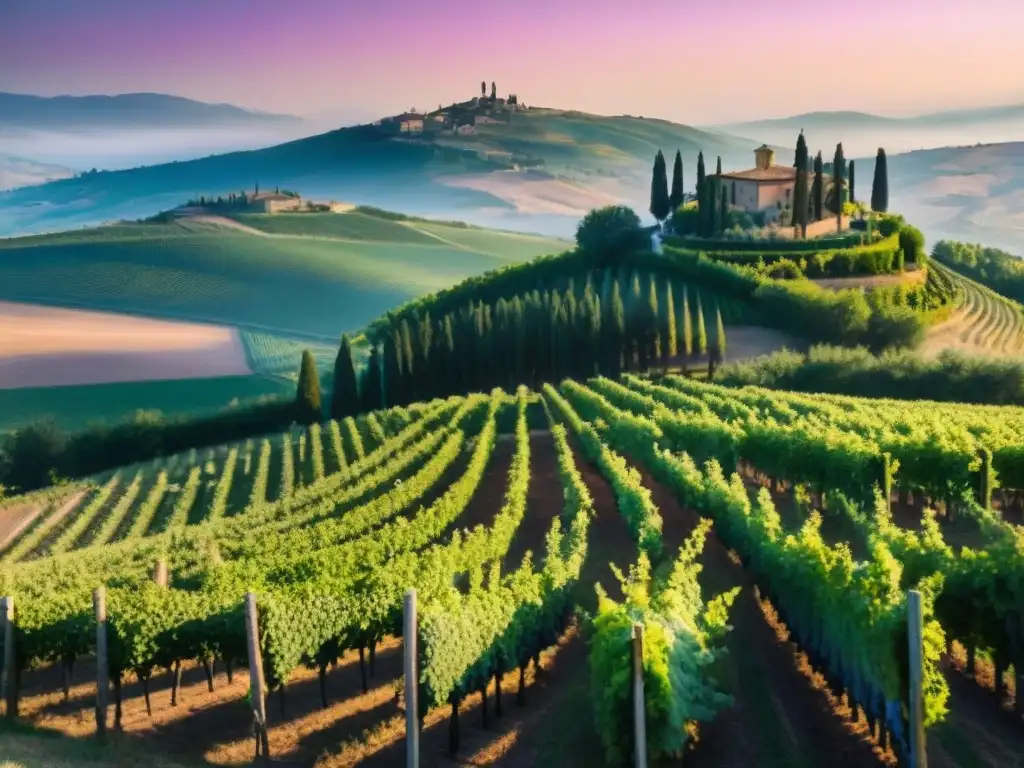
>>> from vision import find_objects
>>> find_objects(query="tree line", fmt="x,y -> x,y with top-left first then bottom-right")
317,271 -> 729,420
647,139 -> 890,239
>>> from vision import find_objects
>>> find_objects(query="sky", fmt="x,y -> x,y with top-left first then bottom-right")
2,0 -> 1024,125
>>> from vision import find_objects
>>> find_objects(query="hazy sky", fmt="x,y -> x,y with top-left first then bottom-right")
3,0 -> 1024,124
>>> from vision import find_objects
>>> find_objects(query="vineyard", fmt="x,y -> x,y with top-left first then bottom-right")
924,261 -> 1024,356
1,376 -> 1024,766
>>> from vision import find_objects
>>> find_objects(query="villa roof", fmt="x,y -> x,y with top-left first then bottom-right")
720,165 -> 797,182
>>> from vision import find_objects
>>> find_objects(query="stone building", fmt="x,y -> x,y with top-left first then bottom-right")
721,146 -> 813,217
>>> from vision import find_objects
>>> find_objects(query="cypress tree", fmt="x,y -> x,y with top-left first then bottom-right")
832,142 -> 846,231
793,132 -> 810,238
586,294 -> 602,377
645,275 -> 660,370
650,150 -> 671,224
714,305 -> 727,359
416,313 -> 433,395
383,333 -> 401,407
361,345 -> 383,412
605,279 -> 626,376
716,156 -> 722,176
628,272 -> 643,369
294,350 -> 322,425
669,150 -> 684,213
871,148 -> 889,212
663,280 -> 677,371
549,293 -> 565,380
719,181 -> 728,234
511,297 -> 527,385
441,314 -> 456,392
400,319 -> 415,400
679,285 -> 693,358
849,159 -> 856,203
331,334 -> 359,420
695,293 -> 708,355
696,152 -> 707,235
696,152 -> 706,198
812,151 -> 824,221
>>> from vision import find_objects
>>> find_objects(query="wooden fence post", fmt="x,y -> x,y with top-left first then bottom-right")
244,592 -> 269,760
404,588 -> 419,768
94,587 -> 108,740
907,590 -> 927,768
153,559 -> 168,588
632,623 -> 647,768
1,596 -> 16,718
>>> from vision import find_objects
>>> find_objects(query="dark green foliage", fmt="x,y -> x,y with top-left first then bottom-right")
793,132 -> 810,237
575,205 -> 645,256
830,143 -> 846,223
812,151 -> 824,221
605,279 -> 626,375
718,345 -> 1024,406
669,150 -> 684,212
714,305 -> 726,359
360,345 -> 383,412
716,156 -> 722,176
978,448 -> 993,510
871,148 -> 889,212
696,151 -> 706,194
294,350 -> 322,425
898,225 -> 926,264
650,150 -> 671,223
331,334 -> 359,420
849,160 -> 856,203
718,182 -> 728,236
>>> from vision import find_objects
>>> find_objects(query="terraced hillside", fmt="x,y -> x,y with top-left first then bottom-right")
923,261 -> 1024,357
2,375 -> 1024,767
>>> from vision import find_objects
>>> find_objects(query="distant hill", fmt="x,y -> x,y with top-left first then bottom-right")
0,152 -> 75,191
712,103 -> 1024,157
0,92 -> 302,130
0,108 -> 780,238
851,142 -> 1024,255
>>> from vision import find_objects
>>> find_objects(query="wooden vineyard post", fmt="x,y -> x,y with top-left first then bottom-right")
632,623 -> 647,768
153,559 -> 168,588
244,592 -> 270,760
907,590 -> 927,768
1,596 -> 16,718
94,587 -> 108,740
404,588 -> 419,768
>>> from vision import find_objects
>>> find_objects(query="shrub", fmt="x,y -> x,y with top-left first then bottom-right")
898,224 -> 926,263
764,259 -> 803,280
576,205 -> 646,256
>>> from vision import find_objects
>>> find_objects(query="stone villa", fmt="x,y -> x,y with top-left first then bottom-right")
721,146 -> 816,218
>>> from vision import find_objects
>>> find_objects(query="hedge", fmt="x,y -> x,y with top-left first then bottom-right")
666,231 -> 867,253
668,234 -> 902,278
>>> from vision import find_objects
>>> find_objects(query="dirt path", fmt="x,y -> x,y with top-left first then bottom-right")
500,431 -> 560,574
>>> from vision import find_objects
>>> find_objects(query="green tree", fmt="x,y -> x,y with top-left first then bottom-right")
718,181 -> 728,235
604,279 -> 626,375
650,150 -> 671,224
576,206 -> 644,256
669,150 -> 684,212
646,275 -> 660,369
793,132 -> 810,237
696,151 -> 706,195
849,159 -> 856,203
832,142 -> 846,230
385,328 -> 404,405
716,156 -> 722,176
812,151 -> 824,221
400,319 -> 415,398
714,305 -> 727,358
360,345 -> 383,412
871,148 -> 889,212
696,152 -> 707,235
662,280 -> 677,371
295,350 -> 322,425
331,334 -> 359,420
679,285 -> 693,357
695,293 -> 708,355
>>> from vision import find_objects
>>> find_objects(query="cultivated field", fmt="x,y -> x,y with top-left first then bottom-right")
2,377 -> 1023,767
0,214 -> 568,338
923,262 -> 1024,358
0,300 -> 251,390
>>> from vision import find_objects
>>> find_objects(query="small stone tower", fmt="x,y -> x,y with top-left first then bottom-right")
754,145 -> 775,170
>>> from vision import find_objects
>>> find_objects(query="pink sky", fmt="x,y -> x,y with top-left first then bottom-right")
2,0 -> 1023,124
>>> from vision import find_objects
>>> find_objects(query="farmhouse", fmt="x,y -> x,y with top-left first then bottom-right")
250,191 -> 304,213
721,146 -> 813,217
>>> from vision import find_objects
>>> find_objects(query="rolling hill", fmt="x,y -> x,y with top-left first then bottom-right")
0,108 -> 780,238
0,151 -> 76,191
0,91 -> 301,130
0,209 -> 569,338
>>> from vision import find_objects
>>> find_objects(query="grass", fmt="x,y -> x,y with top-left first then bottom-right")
0,217 -> 566,338
0,722 -> 201,768
0,375 -> 292,433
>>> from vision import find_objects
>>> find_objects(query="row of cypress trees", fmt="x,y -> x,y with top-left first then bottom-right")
318,271 -> 728,417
